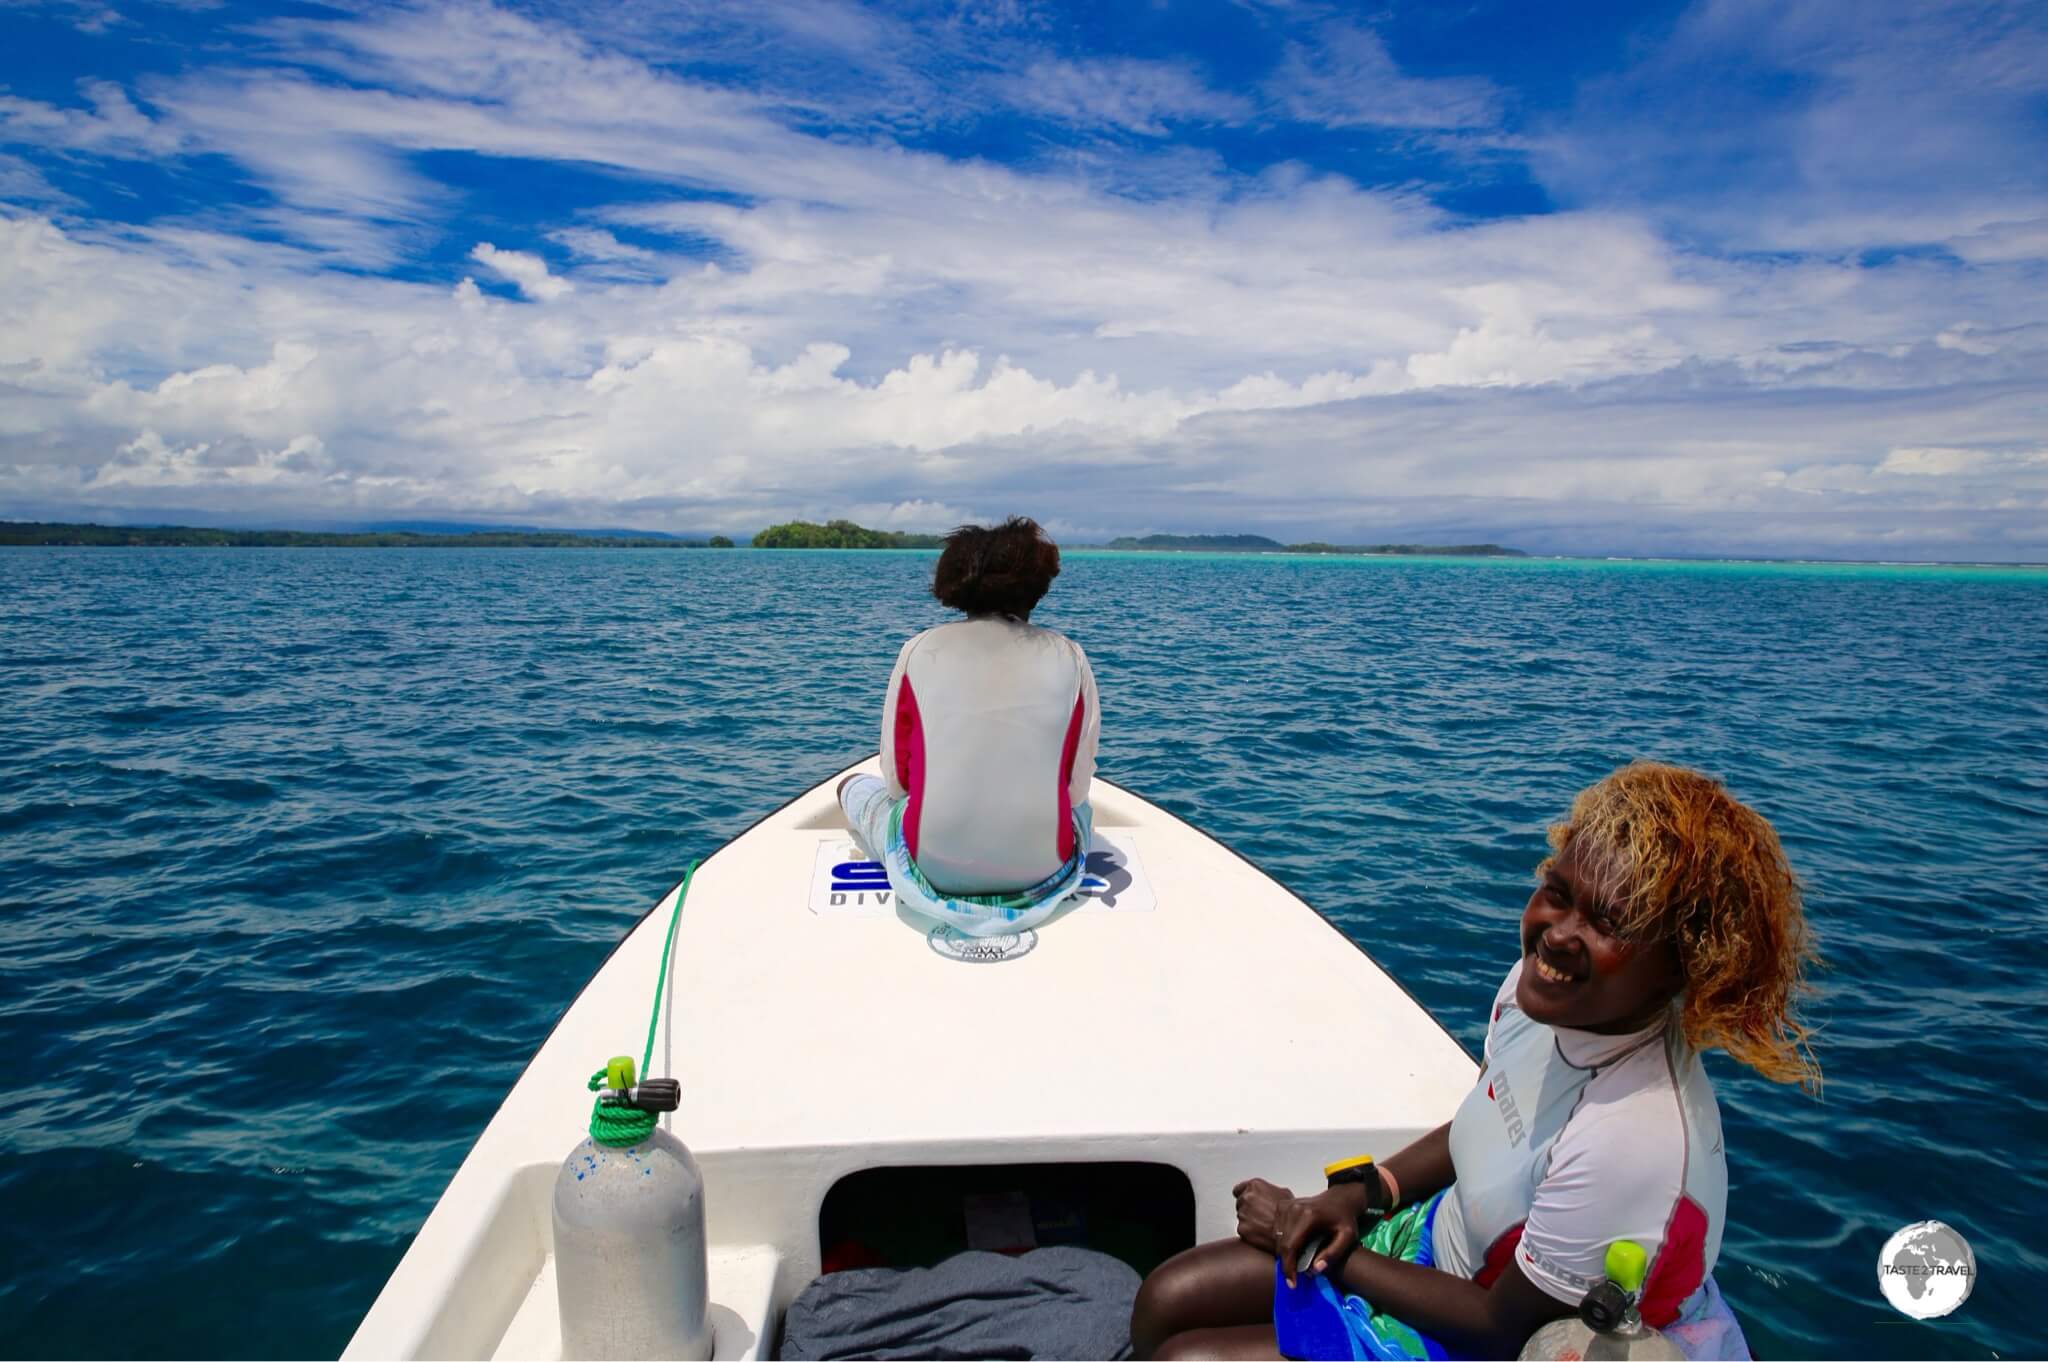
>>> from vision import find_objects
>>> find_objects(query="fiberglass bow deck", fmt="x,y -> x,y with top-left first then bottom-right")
345,759 -> 1476,1360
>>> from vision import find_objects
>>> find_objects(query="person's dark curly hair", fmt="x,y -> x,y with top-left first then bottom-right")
932,516 -> 1061,619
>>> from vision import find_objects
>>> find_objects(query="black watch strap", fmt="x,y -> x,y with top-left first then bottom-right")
1325,1155 -> 1392,1239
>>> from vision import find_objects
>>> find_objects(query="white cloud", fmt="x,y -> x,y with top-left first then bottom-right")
0,152 -> 74,206
0,79 -> 182,156
469,242 -> 573,301
1000,58 -> 1253,135
1268,23 -> 1502,130
1949,218 -> 2048,264
1534,0 -> 2048,257
1879,446 -> 1987,477
844,498 -> 985,530
547,227 -> 660,267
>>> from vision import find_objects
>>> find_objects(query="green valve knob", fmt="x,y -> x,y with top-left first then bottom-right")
1604,1241 -> 1648,1295
606,1055 -> 637,1091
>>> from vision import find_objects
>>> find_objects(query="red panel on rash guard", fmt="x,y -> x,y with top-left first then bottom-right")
1639,1194 -> 1708,1328
1475,1223 -> 1525,1290
1056,691 -> 1085,861
895,675 -> 925,860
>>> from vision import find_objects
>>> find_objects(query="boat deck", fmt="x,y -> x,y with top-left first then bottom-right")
346,761 -> 1477,1360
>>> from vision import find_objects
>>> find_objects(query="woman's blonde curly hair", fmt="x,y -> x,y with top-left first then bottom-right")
1543,761 -> 1821,1091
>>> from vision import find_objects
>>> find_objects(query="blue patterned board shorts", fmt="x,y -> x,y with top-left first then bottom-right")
1297,1189 -> 1750,1361
838,775 -> 1093,937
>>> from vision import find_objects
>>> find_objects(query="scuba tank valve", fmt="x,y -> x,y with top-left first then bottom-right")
1518,1241 -> 1685,1361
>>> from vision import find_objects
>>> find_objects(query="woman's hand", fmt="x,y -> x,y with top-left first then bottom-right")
1273,1183 -> 1370,1286
1230,1177 -> 1294,1253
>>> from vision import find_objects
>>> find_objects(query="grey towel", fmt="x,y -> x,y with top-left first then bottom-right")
779,1246 -> 1140,1360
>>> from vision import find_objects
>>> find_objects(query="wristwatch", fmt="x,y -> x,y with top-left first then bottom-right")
1324,1155 -> 1394,1234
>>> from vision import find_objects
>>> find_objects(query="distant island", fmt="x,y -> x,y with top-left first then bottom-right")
0,520 -> 735,549
2,518 -> 1522,557
1103,533 -> 1524,557
1282,541 -> 1525,557
1104,533 -> 1287,552
751,519 -> 944,549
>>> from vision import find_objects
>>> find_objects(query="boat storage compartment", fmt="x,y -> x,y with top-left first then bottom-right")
818,1161 -> 1195,1277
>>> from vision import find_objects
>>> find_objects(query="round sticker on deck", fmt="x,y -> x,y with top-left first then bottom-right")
927,926 -> 1037,963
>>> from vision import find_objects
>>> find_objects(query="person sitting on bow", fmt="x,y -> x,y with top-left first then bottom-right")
838,516 -> 1100,938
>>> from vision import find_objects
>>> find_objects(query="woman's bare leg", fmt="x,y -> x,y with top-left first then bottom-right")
1153,1324 -> 1281,1360
1131,1238 -> 1277,1360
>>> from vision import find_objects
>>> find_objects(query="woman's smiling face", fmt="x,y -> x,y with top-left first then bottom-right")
1516,837 -> 1683,1034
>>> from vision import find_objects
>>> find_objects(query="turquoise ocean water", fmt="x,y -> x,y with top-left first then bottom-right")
1,547 -> 2043,1359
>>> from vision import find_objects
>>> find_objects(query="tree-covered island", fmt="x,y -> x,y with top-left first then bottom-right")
750,519 -> 945,548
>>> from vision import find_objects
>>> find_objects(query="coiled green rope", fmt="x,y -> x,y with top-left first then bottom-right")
586,859 -> 699,1147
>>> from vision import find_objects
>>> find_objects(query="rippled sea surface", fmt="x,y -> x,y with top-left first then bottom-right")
2,548 -> 2043,1359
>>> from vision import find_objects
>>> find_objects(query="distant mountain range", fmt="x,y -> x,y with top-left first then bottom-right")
360,520 -> 692,540
0,520 -> 734,549
1104,533 -> 1289,551
1103,533 -> 1524,556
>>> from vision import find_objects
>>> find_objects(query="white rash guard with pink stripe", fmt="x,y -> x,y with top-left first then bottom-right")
879,618 -> 1099,895
1431,959 -> 1727,1328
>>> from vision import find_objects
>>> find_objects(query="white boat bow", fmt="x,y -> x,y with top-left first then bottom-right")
346,761 -> 1477,1360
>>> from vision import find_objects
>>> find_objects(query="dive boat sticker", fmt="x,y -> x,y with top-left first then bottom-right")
927,926 -> 1037,963
807,829 -> 1157,917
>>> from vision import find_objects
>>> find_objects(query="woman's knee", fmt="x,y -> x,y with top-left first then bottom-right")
1132,1243 -> 1261,1356
1132,1257 -> 1196,1327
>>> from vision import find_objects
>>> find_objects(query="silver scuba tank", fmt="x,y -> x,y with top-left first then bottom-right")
553,1056 -> 712,1361
1519,1242 -> 1684,1361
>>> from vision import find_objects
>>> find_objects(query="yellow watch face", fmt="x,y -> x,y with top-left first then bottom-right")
1323,1154 -> 1376,1179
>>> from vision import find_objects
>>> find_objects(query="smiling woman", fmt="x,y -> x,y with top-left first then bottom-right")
1131,761 -> 1817,1361
1536,763 -> 1818,1087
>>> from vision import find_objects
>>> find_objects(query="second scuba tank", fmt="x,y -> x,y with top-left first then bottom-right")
552,1056 -> 712,1361
1518,1241 -> 1684,1361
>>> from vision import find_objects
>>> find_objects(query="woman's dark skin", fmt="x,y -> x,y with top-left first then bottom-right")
1131,840 -> 1684,1361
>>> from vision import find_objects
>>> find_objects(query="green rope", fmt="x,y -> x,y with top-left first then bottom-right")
586,859 -> 699,1147
586,1072 -> 658,1147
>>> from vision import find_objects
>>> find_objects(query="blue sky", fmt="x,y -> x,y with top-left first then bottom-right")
2,0 -> 2045,557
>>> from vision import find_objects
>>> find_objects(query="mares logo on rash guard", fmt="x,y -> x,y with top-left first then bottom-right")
1489,1069 -> 1527,1147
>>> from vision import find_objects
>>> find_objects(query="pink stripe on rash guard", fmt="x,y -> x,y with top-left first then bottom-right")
1639,1194 -> 1708,1328
1056,690 -> 1085,862
894,675 -> 926,860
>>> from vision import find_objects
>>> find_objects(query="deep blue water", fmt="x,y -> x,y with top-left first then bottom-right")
2,548 -> 2043,1360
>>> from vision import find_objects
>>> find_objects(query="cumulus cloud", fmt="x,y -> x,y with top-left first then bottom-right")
1880,446 -> 1991,477
547,227 -> 661,268
469,243 -> 573,301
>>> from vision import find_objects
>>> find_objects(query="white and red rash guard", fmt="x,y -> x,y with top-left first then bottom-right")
879,617 -> 1100,895
1432,959 -> 1728,1326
